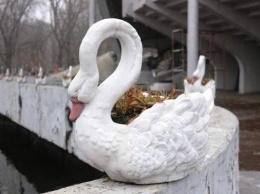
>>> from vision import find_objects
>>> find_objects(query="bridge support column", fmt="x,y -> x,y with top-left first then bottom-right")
187,0 -> 199,77
89,0 -> 95,26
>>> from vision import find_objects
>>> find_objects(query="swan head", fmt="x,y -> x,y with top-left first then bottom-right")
68,68 -> 99,122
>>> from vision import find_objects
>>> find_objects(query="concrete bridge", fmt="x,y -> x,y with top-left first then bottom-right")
121,0 -> 260,94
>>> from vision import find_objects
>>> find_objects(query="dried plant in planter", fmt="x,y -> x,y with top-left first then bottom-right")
111,86 -> 176,124
62,74 -> 71,79
186,77 -> 213,86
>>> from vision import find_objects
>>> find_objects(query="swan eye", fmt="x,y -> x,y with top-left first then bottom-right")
70,97 -> 81,103
70,97 -> 77,102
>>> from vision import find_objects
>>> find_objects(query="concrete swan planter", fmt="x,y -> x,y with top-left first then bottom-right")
67,19 -> 215,184
184,56 -> 216,98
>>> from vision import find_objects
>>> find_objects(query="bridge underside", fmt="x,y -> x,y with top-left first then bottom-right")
122,0 -> 260,93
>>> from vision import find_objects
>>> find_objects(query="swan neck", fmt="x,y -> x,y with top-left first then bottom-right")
196,64 -> 205,83
80,19 -> 142,112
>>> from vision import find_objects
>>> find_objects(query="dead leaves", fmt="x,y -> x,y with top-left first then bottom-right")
186,77 -> 213,86
111,86 -> 176,124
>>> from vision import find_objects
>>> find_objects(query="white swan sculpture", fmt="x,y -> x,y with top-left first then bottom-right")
17,68 -> 27,83
4,68 -> 13,81
68,19 -> 214,184
184,56 -> 216,97
35,67 -> 46,85
62,66 -> 72,87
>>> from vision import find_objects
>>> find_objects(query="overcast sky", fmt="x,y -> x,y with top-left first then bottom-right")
31,1 -> 51,23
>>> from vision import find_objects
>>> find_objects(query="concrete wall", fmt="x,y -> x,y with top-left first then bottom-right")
226,39 -> 260,94
213,53 -> 239,91
0,81 -> 71,150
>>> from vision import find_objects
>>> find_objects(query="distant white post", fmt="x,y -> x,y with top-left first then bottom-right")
187,0 -> 199,77
89,0 -> 95,26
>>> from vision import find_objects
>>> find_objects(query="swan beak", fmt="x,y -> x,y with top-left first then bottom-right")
191,76 -> 198,84
69,98 -> 85,122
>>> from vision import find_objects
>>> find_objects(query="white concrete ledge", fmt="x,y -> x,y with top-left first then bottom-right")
46,106 -> 239,194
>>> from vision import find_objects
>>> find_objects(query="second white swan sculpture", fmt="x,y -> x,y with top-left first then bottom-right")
184,56 -> 216,97
68,19 -> 214,184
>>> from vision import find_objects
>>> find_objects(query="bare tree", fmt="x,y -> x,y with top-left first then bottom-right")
14,19 -> 52,72
0,0 -> 38,69
49,0 -> 87,69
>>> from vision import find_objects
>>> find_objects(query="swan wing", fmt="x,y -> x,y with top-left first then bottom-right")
204,80 -> 216,98
122,91 -> 213,181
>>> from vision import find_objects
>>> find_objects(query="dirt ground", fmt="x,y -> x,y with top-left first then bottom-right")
215,90 -> 260,171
